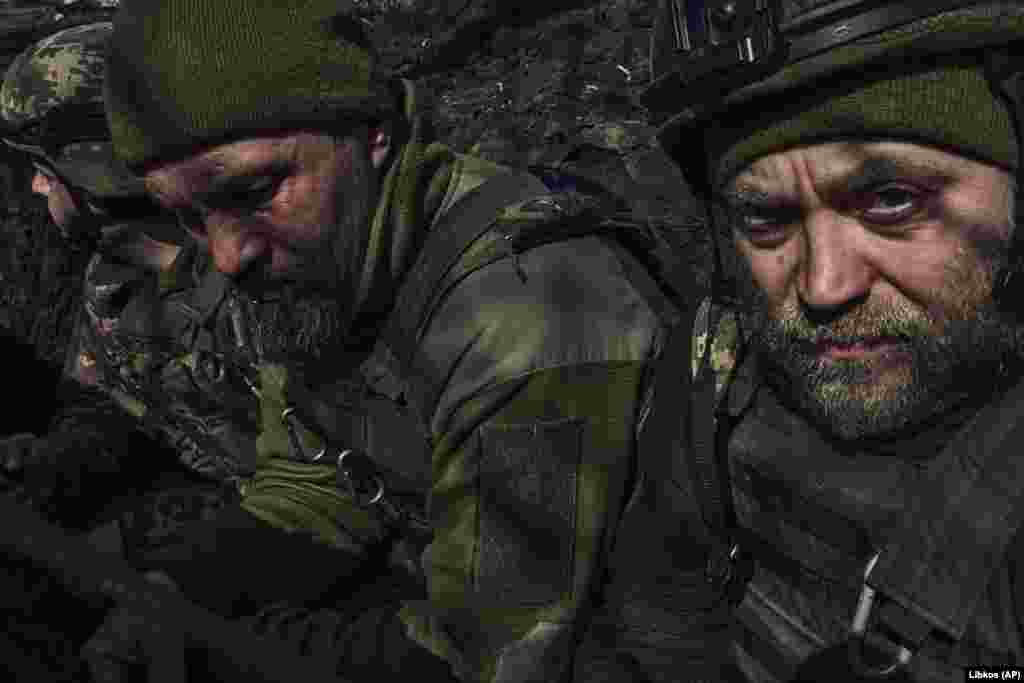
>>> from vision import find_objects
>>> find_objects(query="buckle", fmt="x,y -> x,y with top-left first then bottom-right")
848,553 -> 914,678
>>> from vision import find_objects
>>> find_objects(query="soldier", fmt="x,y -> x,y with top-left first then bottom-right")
89,0 -> 675,681
574,1 -> 1024,682
0,22 -> 262,553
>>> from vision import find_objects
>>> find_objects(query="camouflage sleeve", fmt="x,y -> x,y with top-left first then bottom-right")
399,235 -> 667,682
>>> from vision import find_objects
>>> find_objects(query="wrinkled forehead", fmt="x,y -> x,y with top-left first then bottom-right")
143,135 -> 294,209
724,141 -> 974,199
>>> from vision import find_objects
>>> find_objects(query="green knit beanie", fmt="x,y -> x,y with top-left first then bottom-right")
712,59 -> 1018,186
652,3 -> 1024,189
105,0 -> 398,171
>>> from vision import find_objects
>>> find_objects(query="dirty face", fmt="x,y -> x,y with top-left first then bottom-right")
144,128 -> 387,366
30,160 -> 78,229
722,141 -> 1022,440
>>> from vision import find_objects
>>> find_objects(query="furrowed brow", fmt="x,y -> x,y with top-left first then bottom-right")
835,156 -> 953,195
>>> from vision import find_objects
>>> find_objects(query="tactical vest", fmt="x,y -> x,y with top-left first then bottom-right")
661,300 -> 1024,682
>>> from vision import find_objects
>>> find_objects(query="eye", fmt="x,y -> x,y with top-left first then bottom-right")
859,184 -> 924,225
734,205 -> 799,244
210,174 -> 286,213
236,177 -> 280,208
175,207 -> 206,237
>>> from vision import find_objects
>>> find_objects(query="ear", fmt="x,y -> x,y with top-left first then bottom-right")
368,125 -> 392,170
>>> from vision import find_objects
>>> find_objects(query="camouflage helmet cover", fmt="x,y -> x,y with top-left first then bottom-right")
0,21 -> 144,198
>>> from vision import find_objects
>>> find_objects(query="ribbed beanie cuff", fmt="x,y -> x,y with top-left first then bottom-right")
711,62 -> 1018,186
105,0 -> 398,171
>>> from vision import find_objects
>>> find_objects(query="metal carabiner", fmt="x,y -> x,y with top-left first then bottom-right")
336,449 -> 385,506
848,552 -> 913,678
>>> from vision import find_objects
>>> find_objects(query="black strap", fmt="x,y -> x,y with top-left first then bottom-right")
866,375 -> 1024,645
379,170 -> 548,427
787,0 -> 989,63
639,299 -> 738,531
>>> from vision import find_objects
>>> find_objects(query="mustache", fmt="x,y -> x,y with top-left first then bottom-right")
764,306 -> 934,348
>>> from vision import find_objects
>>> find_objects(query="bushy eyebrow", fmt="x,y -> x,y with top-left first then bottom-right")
721,154 -> 956,209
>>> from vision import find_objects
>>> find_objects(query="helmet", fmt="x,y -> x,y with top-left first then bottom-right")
643,1 -> 1024,192
0,22 -> 144,199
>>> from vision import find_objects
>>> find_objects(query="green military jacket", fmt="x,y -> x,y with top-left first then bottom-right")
215,80 -> 674,682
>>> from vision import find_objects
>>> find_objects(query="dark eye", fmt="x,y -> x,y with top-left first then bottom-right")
235,177 -> 279,208
175,207 -> 206,237
735,205 -> 799,244
860,184 -> 923,225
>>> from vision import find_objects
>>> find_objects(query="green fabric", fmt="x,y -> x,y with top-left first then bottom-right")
402,361 -> 645,681
236,80 -> 458,554
104,0 -> 397,170
354,79 -> 454,321
713,63 -> 1018,185
654,4 -> 1024,184
241,363 -> 388,552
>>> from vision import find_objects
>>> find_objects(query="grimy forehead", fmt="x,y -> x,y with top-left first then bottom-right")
724,142 -> 973,201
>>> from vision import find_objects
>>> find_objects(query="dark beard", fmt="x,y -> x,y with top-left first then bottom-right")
227,151 -> 375,378
734,248 -> 1024,442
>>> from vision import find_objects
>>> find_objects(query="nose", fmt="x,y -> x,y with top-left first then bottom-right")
797,207 -> 875,311
31,171 -> 50,196
203,211 -> 268,276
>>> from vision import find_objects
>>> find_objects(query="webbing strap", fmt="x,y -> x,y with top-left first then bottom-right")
868,375 -> 1024,643
639,293 -> 742,536
378,170 -> 548,427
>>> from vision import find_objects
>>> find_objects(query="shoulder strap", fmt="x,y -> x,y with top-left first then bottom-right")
863,375 -> 1024,652
637,296 -> 737,541
378,170 -> 547,426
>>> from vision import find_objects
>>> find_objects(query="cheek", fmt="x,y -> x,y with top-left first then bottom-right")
266,175 -> 334,245
879,239 -> 994,324
736,236 -> 799,307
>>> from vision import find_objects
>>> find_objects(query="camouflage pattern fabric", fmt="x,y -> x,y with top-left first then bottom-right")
232,144 -> 672,682
0,22 -> 108,131
0,22 -> 143,199
75,241 -> 260,487
690,297 -> 740,392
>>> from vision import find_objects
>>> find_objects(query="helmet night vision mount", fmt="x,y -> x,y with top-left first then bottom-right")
642,0 -> 993,119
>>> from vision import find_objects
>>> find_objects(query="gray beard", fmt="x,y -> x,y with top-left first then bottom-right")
733,253 -> 1024,443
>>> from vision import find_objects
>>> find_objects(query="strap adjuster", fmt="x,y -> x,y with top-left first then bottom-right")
848,552 -> 914,678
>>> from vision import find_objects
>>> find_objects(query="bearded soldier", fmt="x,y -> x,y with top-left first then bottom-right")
573,2 -> 1024,682
87,0 -> 676,680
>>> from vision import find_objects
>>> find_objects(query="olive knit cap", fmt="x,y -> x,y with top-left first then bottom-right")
104,0 -> 398,172
653,2 -> 1024,188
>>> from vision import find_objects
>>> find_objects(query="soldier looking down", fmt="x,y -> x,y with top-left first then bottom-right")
88,0 -> 676,681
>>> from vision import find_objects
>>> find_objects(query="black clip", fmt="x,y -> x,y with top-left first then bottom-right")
847,553 -> 914,679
